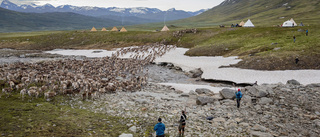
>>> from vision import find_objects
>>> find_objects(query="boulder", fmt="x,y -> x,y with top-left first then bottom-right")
246,86 -> 259,97
219,88 -> 235,99
187,68 -> 203,78
180,93 -> 189,97
306,83 -> 320,88
255,86 -> 271,97
250,131 -> 273,137
195,88 -> 213,95
242,95 -> 252,104
246,86 -> 271,97
286,79 -> 300,85
129,126 -> 137,133
259,97 -> 273,105
196,96 -> 216,105
189,90 -> 198,95
119,133 -> 133,137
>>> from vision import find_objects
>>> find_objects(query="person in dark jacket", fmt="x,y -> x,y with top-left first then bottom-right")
235,89 -> 243,108
178,110 -> 187,137
154,118 -> 165,137
293,35 -> 296,43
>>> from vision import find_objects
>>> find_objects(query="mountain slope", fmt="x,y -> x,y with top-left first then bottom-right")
0,0 -> 207,25
0,7 -> 121,32
171,0 -> 320,27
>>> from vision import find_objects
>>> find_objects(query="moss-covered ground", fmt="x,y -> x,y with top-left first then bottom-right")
0,92 -> 152,136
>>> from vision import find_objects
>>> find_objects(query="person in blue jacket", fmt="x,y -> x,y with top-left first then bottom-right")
154,118 -> 165,137
235,89 -> 243,108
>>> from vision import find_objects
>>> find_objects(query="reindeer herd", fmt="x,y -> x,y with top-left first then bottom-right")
0,44 -> 176,99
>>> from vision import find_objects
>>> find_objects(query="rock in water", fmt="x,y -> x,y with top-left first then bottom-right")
219,88 -> 236,99
187,68 -> 203,78
286,79 -> 300,85
196,96 -> 216,105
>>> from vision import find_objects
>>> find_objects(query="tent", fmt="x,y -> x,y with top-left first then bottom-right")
120,27 -> 127,32
111,26 -> 118,31
282,20 -> 294,27
239,21 -> 245,27
101,27 -> 107,31
91,27 -> 97,31
290,18 -> 297,26
243,19 -> 254,27
161,25 -> 170,31
299,22 -> 304,26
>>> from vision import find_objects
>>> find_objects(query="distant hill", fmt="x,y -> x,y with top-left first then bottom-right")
0,0 -> 207,25
170,0 -> 320,27
0,7 -> 122,32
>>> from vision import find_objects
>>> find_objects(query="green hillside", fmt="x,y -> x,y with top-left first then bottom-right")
180,0 -> 320,26
0,7 -> 121,32
132,0 -> 320,29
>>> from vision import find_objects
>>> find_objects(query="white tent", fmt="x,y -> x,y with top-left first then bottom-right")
243,19 -> 254,27
120,27 -> 127,32
290,18 -> 297,26
282,20 -> 294,27
161,25 -> 170,31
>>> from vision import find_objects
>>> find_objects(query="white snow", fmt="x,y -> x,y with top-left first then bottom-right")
159,83 -> 225,93
45,48 -> 320,85
129,8 -> 146,14
155,48 -> 320,85
82,6 -> 97,10
45,49 -> 114,58
110,7 -> 126,12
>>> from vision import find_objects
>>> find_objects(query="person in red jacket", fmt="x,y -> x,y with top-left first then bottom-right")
235,89 -> 243,108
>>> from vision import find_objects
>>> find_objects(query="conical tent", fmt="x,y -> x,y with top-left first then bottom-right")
111,26 -> 118,31
239,21 -> 245,26
282,20 -> 294,27
101,27 -> 107,31
91,27 -> 97,31
161,25 -> 170,31
120,27 -> 127,32
290,18 -> 297,26
243,19 -> 254,27
299,22 -> 304,26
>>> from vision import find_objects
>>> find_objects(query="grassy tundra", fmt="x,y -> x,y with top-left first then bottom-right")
0,25 -> 319,70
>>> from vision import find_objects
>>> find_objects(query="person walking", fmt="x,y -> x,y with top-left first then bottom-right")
293,35 -> 296,43
235,89 -> 243,108
306,29 -> 308,36
178,110 -> 187,137
154,118 -> 165,137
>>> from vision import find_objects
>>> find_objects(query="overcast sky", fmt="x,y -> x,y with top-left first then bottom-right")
6,0 -> 225,11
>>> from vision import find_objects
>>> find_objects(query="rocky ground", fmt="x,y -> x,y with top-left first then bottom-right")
61,80 -> 320,137
1,49 -> 320,137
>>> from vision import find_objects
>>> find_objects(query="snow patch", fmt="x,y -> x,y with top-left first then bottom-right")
159,83 -> 224,93
45,47 -> 320,85
110,7 -> 126,12
129,8 -> 146,14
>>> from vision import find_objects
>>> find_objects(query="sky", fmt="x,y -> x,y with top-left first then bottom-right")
6,0 -> 225,11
